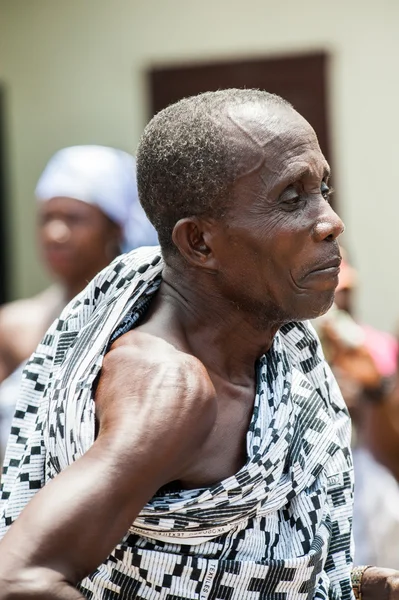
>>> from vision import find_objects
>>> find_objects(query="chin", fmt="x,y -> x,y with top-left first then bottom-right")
309,293 -> 335,319
48,263 -> 82,283
292,290 -> 336,322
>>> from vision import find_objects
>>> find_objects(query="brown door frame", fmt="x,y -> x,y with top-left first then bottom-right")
149,51 -> 331,164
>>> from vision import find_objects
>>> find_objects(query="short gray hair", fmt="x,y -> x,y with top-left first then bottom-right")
136,88 -> 291,253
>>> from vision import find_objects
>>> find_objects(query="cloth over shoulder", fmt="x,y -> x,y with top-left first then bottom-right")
0,246 -> 355,600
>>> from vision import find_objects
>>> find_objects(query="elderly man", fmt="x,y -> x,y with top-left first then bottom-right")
0,90 -> 397,599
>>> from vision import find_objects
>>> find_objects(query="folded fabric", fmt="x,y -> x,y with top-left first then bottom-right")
0,247 -> 354,599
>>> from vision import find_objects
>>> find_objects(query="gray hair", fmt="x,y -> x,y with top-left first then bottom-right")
136,88 -> 291,253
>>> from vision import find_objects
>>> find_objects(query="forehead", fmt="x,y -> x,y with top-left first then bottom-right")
39,197 -> 101,217
224,102 -> 329,187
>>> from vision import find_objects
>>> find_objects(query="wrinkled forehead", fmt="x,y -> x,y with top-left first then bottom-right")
217,101 -> 327,183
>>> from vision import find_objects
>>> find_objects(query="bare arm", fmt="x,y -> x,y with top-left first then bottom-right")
0,319 -> 17,383
362,567 -> 399,599
0,332 -> 216,599
0,303 -> 40,383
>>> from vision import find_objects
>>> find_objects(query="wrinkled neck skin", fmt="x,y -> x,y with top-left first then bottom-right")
146,263 -> 282,387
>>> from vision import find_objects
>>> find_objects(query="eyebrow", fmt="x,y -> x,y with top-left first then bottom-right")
278,165 -> 331,190
265,163 -> 332,197
294,165 -> 330,180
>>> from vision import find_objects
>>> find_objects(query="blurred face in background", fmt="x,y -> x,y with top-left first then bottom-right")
38,197 -> 122,285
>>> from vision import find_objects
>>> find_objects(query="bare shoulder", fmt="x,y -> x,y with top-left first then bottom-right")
107,329 -> 211,378
0,298 -> 37,332
96,330 -> 216,438
0,286 -> 63,340
0,295 -> 50,347
0,298 -> 43,360
0,292 -> 58,380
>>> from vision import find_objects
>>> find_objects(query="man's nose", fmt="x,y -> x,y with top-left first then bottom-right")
45,220 -> 71,243
312,203 -> 345,242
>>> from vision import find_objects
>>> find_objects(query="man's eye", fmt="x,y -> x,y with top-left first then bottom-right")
280,186 -> 304,210
321,183 -> 334,202
67,215 -> 87,226
283,195 -> 302,209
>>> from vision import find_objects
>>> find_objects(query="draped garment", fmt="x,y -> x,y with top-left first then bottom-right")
0,247 -> 355,599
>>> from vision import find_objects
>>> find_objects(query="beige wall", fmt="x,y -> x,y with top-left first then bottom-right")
0,0 -> 398,331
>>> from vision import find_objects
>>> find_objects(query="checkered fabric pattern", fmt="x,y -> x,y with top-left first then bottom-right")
0,246 -> 355,599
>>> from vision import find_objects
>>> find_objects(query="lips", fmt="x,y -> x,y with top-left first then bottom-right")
293,255 -> 342,292
308,256 -> 342,275
43,246 -> 74,266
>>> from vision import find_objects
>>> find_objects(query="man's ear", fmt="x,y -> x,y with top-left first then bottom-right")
172,217 -> 219,271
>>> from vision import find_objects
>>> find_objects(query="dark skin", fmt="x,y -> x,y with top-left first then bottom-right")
0,103 -> 396,599
38,197 -> 122,299
0,197 -> 122,383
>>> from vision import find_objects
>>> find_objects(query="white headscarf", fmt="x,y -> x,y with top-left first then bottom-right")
35,145 -> 158,252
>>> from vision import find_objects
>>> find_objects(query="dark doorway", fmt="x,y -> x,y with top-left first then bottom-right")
149,52 -> 331,163
0,87 -> 8,305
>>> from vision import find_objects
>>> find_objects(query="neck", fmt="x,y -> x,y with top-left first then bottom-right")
63,276 -> 95,302
150,266 -> 281,386
62,259 -> 118,302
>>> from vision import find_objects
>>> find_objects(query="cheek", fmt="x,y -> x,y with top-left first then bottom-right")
218,207 -> 313,279
217,231 -> 276,299
261,215 -> 314,270
72,226 -> 108,253
245,205 -> 311,247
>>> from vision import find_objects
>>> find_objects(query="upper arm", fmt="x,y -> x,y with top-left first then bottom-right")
0,344 -> 178,587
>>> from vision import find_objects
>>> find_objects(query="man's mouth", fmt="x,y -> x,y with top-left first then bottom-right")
292,256 -> 342,291
308,257 -> 342,276
43,247 -> 74,264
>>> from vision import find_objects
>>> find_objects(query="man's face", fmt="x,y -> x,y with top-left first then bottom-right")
38,197 -> 120,283
212,103 -> 344,324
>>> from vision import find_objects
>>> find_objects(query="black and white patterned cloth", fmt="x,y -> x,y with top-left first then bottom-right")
0,247 -> 355,599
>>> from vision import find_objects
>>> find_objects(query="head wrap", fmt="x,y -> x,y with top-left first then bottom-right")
35,145 -> 158,252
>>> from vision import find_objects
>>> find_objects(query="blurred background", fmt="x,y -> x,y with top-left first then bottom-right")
0,0 -> 398,333
1,0 -> 399,569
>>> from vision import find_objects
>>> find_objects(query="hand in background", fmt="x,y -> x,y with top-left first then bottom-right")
362,566 -> 399,599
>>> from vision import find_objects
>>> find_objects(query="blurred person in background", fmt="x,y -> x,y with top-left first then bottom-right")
0,145 -> 158,462
315,253 -> 399,568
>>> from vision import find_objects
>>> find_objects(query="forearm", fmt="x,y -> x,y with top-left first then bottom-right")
0,568 -> 85,600
0,432 -> 164,593
0,333 -> 216,597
